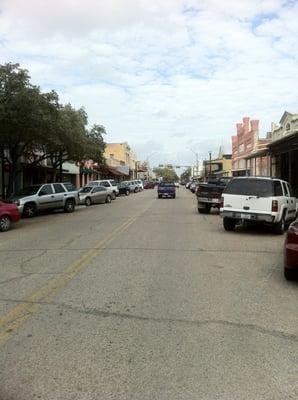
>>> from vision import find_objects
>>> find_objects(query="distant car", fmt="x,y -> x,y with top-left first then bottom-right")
118,182 -> 131,196
158,182 -> 176,199
190,182 -> 199,193
79,186 -> 112,206
88,180 -> 118,199
186,182 -> 192,189
8,183 -> 79,218
284,218 -> 298,280
175,182 -> 180,188
0,201 -> 21,232
144,181 -> 155,189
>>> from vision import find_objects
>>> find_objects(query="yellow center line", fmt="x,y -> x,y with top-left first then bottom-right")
0,204 -> 151,345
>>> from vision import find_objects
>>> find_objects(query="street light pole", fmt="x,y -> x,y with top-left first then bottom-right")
189,149 -> 199,179
209,151 -> 212,177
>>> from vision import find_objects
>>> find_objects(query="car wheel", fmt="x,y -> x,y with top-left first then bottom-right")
111,192 -> 116,200
23,203 -> 37,218
0,215 -> 11,232
85,197 -> 92,206
106,195 -> 112,203
125,189 -> 130,196
173,194 -> 176,199
198,208 -> 206,214
284,268 -> 297,281
158,194 -> 161,199
274,216 -> 285,235
223,217 -> 236,231
134,188 -> 138,193
64,199 -> 75,213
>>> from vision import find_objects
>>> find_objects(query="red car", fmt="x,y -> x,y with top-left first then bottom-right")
0,201 -> 21,232
144,182 -> 156,189
284,218 -> 298,280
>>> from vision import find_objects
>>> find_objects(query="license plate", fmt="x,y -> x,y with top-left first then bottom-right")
241,213 -> 251,220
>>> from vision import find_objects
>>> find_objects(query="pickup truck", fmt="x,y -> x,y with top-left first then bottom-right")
9,182 -> 79,218
196,179 -> 230,214
158,182 -> 176,199
220,177 -> 297,234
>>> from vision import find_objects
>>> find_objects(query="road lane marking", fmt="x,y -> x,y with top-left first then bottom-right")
0,210 -> 144,345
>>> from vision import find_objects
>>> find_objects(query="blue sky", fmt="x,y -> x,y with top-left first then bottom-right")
0,0 -> 298,167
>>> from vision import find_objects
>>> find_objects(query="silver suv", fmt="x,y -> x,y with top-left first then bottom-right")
10,183 -> 79,218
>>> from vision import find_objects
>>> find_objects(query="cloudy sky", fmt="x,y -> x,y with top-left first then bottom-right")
0,0 -> 297,167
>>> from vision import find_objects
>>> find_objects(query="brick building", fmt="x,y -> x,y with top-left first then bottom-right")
232,117 -> 271,177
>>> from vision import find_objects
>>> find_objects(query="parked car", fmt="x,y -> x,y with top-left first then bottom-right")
190,182 -> 199,193
118,182 -> 131,196
175,182 -> 180,188
158,182 -> 176,199
144,181 -> 155,189
196,179 -> 230,214
9,183 -> 79,218
135,180 -> 144,191
284,218 -> 298,280
79,186 -> 112,206
220,177 -> 297,234
0,201 -> 21,231
123,180 -> 139,193
186,182 -> 192,189
88,180 -> 118,199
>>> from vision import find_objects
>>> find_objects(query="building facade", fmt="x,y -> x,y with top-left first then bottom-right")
104,142 -> 138,179
232,117 -> 271,177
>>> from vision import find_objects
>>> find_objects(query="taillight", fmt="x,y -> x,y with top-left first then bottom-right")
272,200 -> 278,212
220,197 -> 224,208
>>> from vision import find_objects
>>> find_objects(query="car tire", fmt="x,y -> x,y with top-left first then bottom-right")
111,192 -> 116,200
205,205 -> 211,214
23,203 -> 37,218
284,268 -> 297,281
106,195 -> 112,203
274,215 -> 285,235
125,190 -> 130,196
85,197 -> 92,206
223,217 -> 236,231
158,194 -> 161,199
64,199 -> 75,213
0,215 -> 11,232
198,208 -> 206,214
134,188 -> 138,193
173,194 -> 176,199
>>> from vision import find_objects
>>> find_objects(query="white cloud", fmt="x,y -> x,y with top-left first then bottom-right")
0,0 -> 297,166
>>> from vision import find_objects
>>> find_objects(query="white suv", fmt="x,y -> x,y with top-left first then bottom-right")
220,177 -> 297,234
88,180 -> 119,199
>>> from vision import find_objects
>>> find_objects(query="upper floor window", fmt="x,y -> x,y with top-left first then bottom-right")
286,123 -> 291,131
239,143 -> 244,153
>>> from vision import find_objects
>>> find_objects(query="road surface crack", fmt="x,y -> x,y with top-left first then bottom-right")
0,298 -> 296,343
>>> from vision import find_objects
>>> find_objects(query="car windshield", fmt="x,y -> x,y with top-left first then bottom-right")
224,179 -> 274,197
15,185 -> 41,196
159,182 -> 175,187
110,181 -> 117,186
80,187 -> 92,193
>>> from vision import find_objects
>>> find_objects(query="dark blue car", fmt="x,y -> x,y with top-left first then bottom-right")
157,182 -> 176,199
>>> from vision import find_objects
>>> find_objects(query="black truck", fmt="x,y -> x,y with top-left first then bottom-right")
196,178 -> 231,214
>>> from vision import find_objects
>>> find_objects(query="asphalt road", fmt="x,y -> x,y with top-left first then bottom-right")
0,188 -> 297,400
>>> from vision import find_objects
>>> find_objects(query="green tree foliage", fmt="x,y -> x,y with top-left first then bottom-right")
153,167 -> 179,182
180,167 -> 191,182
0,63 -> 106,195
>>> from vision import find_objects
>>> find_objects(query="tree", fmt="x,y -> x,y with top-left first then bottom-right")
180,167 -> 191,182
153,167 -> 179,182
0,63 -> 60,195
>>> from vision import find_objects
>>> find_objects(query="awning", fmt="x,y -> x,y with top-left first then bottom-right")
244,149 -> 270,160
106,166 -> 128,176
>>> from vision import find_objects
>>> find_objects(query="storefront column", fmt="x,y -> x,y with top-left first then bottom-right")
75,174 -> 80,188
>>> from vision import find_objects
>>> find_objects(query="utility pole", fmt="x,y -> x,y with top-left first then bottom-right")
189,149 -> 199,179
209,151 -> 212,178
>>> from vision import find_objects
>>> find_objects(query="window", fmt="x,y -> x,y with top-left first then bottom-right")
95,187 -> 106,192
53,183 -> 65,193
273,181 -> 283,196
239,143 -> 244,153
39,184 -> 53,196
282,182 -> 289,197
100,181 -> 110,187
286,123 -> 290,131
224,179 -> 274,197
